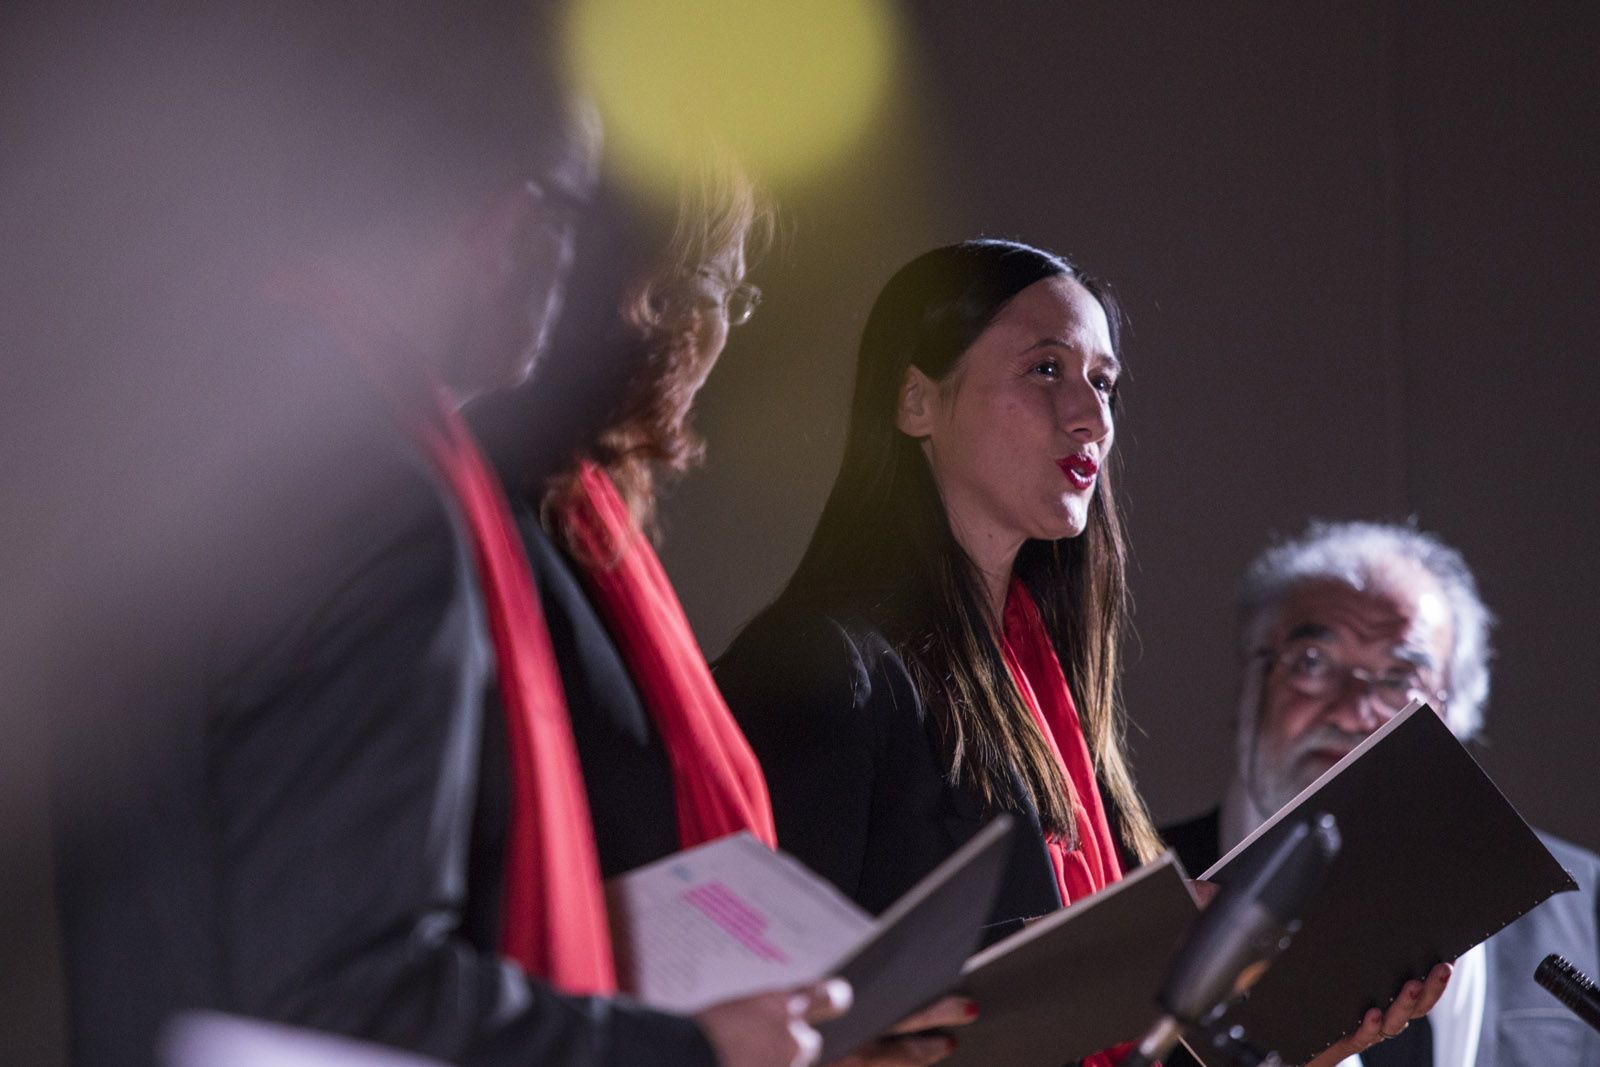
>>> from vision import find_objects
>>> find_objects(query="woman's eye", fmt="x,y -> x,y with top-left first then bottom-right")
1093,374 -> 1119,397
1031,360 -> 1061,379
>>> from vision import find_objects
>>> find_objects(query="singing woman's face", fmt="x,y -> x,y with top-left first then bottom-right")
901,275 -> 1118,561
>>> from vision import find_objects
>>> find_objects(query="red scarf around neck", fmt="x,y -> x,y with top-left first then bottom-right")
260,273 -> 616,992
998,576 -> 1123,899
417,400 -> 616,994
554,461 -> 777,850
999,577 -> 1130,1067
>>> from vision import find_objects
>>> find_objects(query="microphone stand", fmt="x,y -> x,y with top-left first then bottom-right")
1182,1019 -> 1283,1067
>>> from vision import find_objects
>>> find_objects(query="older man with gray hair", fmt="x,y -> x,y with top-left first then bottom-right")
1163,520 -> 1600,1067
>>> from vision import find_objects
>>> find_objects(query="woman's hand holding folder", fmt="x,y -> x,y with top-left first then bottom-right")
829,995 -> 980,1067
1302,961 -> 1453,1067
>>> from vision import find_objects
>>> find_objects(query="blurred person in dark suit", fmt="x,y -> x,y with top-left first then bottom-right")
43,4 -> 842,1065
1163,520 -> 1600,1067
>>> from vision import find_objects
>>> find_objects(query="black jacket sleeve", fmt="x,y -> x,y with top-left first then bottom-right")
716,600 -> 1063,933
50,408 -> 715,1067
715,605 -> 882,904
201,460 -> 717,1067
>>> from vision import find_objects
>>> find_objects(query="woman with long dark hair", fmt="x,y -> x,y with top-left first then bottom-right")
715,239 -> 1448,1066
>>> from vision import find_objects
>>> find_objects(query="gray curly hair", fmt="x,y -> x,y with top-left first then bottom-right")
1236,520 -> 1494,741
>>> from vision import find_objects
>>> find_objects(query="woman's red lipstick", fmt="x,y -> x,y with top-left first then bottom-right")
1058,454 -> 1098,490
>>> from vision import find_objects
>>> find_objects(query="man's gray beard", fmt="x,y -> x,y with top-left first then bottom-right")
1246,722 -> 1370,818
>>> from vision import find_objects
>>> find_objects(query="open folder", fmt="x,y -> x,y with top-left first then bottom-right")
606,816 -> 1016,1061
940,852 -> 1201,1067
1191,700 -> 1578,1066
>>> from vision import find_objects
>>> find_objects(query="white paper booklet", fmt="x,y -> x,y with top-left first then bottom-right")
608,814 -> 1014,1054
607,831 -> 876,1013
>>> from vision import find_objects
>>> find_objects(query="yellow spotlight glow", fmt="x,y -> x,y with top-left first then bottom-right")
562,0 -> 899,197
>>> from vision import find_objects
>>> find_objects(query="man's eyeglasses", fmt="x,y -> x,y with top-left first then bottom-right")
1260,643 -> 1448,713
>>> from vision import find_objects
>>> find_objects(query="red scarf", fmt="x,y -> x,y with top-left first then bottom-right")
258,272 -> 616,992
999,577 -> 1130,1067
417,401 -> 617,994
554,461 -> 777,850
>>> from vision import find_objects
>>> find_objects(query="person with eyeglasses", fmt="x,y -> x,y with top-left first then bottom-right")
1162,520 -> 1599,1067
463,149 -> 778,891
42,5 -> 857,1066
470,151 -> 975,1067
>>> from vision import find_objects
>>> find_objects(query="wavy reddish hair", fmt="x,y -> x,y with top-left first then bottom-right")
544,151 -> 772,560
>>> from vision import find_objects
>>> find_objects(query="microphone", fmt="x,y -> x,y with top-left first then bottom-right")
1121,813 -> 1342,1067
1534,953 -> 1600,1033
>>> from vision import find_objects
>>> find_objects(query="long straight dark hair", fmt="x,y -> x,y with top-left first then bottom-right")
783,239 -> 1162,861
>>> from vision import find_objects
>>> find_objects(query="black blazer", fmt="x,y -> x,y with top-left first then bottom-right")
1162,808 -> 1600,1067
48,318 -> 714,1067
715,594 -> 1064,944
515,508 -> 681,879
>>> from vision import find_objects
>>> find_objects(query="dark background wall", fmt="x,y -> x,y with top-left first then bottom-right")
659,2 -> 1600,852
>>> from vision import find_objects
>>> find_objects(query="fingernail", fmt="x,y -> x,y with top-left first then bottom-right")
944,1036 -> 959,1052
823,977 -> 853,1012
963,1000 -> 980,1019
1406,980 -> 1423,999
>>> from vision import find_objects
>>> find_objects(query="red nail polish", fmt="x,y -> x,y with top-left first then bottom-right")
963,1001 -> 980,1019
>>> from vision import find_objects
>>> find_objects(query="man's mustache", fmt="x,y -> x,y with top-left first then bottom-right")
1283,724 -> 1371,769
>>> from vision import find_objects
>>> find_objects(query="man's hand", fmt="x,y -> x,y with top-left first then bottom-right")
827,995 -> 978,1067
695,978 -> 853,1067
1303,961 -> 1452,1066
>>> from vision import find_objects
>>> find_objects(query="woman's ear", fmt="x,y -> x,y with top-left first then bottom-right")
895,365 -> 937,438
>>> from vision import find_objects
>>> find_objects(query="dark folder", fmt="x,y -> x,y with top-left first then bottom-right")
940,853 -> 1201,1067
817,815 -> 1018,1060
1194,701 -> 1577,1065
